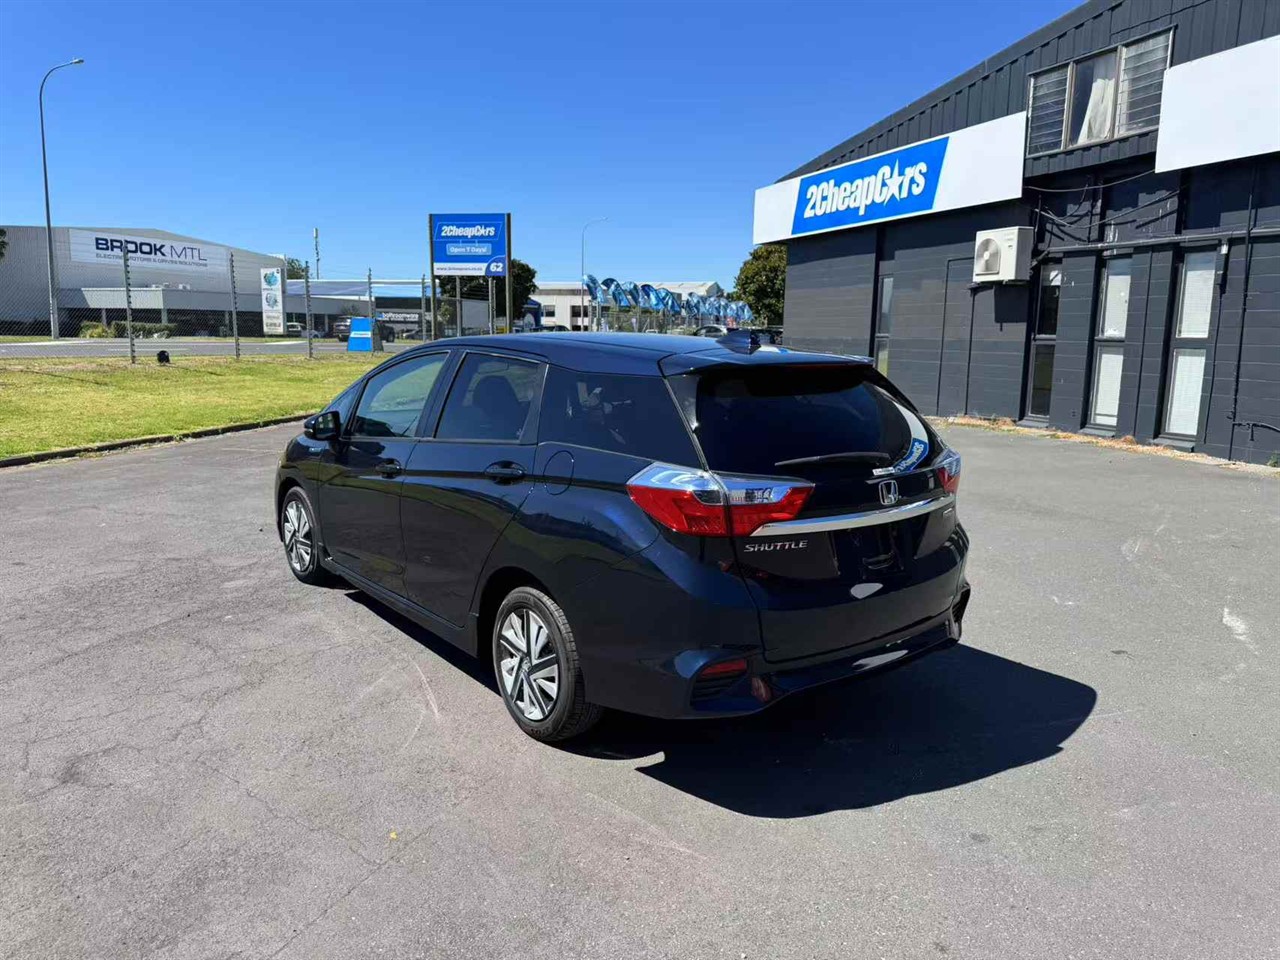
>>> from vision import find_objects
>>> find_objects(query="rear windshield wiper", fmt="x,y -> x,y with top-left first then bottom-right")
774,451 -> 891,468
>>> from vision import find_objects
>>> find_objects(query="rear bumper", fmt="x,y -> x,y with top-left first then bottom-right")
567,539 -> 970,719
692,589 -> 968,718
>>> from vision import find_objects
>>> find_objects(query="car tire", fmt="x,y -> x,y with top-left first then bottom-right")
280,487 -> 335,586
493,586 -> 602,742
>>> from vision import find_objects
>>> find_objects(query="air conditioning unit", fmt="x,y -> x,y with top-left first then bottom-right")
973,227 -> 1033,283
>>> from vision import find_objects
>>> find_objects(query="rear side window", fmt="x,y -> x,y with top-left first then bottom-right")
538,367 -> 698,464
676,366 -> 930,475
437,354 -> 545,442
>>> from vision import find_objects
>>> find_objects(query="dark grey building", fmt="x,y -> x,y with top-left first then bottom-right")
756,0 -> 1280,465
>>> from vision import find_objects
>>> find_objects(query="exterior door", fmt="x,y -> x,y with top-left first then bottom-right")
318,352 -> 450,594
401,351 -> 547,626
1026,263 -> 1061,419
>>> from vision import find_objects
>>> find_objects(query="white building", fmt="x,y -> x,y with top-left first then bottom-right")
0,225 -> 362,335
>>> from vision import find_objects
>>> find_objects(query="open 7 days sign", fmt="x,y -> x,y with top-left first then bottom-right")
752,112 -> 1027,244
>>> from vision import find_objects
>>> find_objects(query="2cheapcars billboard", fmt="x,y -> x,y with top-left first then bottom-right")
752,113 -> 1026,244
431,214 -> 508,277
68,230 -> 229,273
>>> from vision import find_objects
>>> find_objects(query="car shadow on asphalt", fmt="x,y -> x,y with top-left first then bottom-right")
344,591 -> 499,692
569,645 -> 1097,817
344,590 -> 1096,818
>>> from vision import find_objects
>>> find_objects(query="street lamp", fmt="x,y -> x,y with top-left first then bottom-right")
40,57 -> 84,340
580,217 -> 608,331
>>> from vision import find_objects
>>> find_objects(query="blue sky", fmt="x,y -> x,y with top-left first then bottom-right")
0,0 -> 1076,288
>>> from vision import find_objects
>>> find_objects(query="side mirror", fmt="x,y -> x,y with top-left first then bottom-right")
304,410 -> 341,442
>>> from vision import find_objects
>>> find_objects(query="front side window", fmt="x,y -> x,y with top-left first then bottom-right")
436,354 -> 545,442
350,353 -> 448,438
538,367 -> 697,464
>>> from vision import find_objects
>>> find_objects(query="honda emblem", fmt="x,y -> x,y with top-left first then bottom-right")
878,479 -> 900,506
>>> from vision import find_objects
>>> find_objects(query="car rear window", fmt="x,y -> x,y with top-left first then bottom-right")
675,365 -> 929,476
538,366 -> 698,465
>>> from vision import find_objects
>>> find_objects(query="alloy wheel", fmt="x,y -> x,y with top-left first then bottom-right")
282,500 -> 313,573
497,607 -> 560,722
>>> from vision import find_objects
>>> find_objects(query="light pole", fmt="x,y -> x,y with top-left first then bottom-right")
40,57 -> 84,340
580,217 -> 607,331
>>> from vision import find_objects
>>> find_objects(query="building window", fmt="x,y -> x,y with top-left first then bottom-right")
542,305 -> 556,318
1028,265 -> 1061,418
1066,51 -> 1118,148
1028,66 -> 1069,155
1162,250 -> 1216,438
873,275 -> 893,374
1117,32 -> 1172,135
1027,31 -> 1171,156
1089,257 -> 1131,429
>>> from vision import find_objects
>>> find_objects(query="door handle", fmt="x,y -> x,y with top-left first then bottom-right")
376,459 -> 402,478
484,461 -> 526,483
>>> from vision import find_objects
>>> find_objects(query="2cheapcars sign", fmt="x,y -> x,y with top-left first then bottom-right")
752,112 -> 1027,244
431,214 -> 508,277
68,230 -> 228,273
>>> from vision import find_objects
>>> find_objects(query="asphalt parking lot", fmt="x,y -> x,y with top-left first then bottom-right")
1,423 -> 1277,959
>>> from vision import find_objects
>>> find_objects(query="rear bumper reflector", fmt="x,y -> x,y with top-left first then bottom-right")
749,493 -> 955,537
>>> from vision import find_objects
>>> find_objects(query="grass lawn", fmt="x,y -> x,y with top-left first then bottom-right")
0,354 -> 384,458
0,335 -> 52,343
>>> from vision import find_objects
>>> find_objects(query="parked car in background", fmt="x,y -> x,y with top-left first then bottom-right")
694,324 -> 728,337
275,333 -> 968,741
332,317 -> 396,343
285,322 -> 302,336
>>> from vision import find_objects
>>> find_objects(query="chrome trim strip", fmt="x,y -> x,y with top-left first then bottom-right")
750,494 -> 955,537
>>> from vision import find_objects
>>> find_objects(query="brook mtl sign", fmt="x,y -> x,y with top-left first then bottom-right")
68,230 -> 229,274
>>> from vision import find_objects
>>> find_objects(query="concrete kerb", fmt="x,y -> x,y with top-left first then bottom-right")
0,414 -> 310,469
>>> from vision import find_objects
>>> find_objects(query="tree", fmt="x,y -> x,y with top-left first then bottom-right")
734,243 -> 787,326
285,257 -> 307,279
0,228 -> 7,262
447,257 -> 537,323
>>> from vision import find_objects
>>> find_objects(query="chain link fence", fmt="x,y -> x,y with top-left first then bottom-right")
0,226 -> 501,362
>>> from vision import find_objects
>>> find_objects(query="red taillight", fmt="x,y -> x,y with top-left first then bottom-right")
625,484 -> 728,536
698,657 -> 748,678
626,463 -> 813,538
936,449 -> 962,494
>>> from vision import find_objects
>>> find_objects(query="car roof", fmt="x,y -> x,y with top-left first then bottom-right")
399,332 -> 870,376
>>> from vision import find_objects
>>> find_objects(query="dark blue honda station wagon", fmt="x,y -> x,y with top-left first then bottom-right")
275,333 -> 970,741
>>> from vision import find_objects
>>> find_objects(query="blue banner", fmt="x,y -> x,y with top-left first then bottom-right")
790,137 -> 948,236
432,213 -> 508,277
